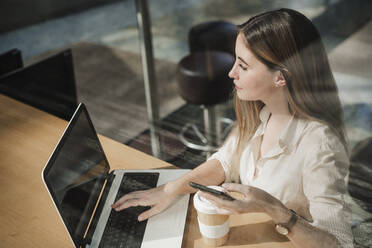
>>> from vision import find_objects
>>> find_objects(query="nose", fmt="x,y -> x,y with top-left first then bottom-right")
228,61 -> 238,79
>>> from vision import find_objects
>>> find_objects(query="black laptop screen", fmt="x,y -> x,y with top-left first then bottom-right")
43,103 -> 110,247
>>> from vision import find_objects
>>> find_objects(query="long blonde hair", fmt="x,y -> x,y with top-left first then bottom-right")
227,8 -> 347,183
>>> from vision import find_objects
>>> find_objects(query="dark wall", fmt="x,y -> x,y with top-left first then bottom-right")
0,0 -> 121,33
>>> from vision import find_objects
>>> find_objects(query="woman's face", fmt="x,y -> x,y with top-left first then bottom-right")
229,33 -> 279,102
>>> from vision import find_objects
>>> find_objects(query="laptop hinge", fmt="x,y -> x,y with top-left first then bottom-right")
81,172 -> 116,247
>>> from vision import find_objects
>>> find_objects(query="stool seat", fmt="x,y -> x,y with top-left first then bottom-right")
176,21 -> 236,155
177,51 -> 234,106
189,21 -> 237,55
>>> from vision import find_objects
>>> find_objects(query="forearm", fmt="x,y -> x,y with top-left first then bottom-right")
165,158 -> 225,196
264,201 -> 340,248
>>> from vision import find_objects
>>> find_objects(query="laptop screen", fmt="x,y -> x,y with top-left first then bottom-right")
43,103 -> 110,247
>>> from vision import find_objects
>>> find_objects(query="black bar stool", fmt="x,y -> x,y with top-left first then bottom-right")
177,51 -> 234,152
176,20 -> 237,154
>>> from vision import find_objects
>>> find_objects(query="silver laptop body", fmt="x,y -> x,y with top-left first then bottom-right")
42,103 -> 190,248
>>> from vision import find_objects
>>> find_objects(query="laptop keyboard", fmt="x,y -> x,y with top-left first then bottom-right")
99,172 -> 159,248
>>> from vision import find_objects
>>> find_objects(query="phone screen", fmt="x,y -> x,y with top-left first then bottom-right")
189,182 -> 235,201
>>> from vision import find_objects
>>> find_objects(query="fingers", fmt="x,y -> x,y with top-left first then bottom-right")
115,198 -> 152,211
200,192 -> 240,214
199,191 -> 237,209
112,192 -> 150,211
111,194 -> 132,209
112,186 -> 162,209
222,183 -> 248,193
137,206 -> 161,221
113,195 -> 161,221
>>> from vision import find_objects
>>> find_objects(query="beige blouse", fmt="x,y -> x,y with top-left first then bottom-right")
209,106 -> 353,247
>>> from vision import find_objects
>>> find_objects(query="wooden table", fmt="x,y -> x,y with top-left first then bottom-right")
0,94 -> 293,248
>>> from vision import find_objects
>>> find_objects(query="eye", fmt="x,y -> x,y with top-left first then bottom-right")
239,64 -> 248,71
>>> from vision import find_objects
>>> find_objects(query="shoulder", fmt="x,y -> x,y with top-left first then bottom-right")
295,119 -> 349,167
297,119 -> 345,153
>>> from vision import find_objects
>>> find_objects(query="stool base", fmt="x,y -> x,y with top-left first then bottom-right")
179,106 -> 234,153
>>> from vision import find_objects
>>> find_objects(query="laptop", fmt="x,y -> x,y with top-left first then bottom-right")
42,103 -> 190,248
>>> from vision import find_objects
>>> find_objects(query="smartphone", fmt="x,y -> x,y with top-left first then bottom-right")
189,182 -> 235,201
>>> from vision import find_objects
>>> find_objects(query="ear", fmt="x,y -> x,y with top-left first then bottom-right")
274,71 -> 286,87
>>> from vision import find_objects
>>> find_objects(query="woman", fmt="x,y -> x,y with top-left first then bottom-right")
113,8 -> 353,247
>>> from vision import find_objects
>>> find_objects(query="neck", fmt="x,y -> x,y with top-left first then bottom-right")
263,90 -> 291,119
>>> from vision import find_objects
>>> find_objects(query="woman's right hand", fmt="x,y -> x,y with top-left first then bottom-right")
111,182 -> 179,221
112,159 -> 225,221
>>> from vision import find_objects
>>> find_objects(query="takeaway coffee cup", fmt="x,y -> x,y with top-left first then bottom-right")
193,186 -> 230,247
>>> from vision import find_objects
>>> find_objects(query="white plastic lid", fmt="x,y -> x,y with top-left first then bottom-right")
193,185 -> 225,214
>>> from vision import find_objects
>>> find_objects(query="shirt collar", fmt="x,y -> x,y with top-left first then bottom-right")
252,106 -> 271,138
259,105 -> 271,123
279,115 -> 307,152
253,106 -> 307,159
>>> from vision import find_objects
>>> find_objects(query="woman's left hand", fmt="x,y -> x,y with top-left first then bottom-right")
199,183 -> 280,215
